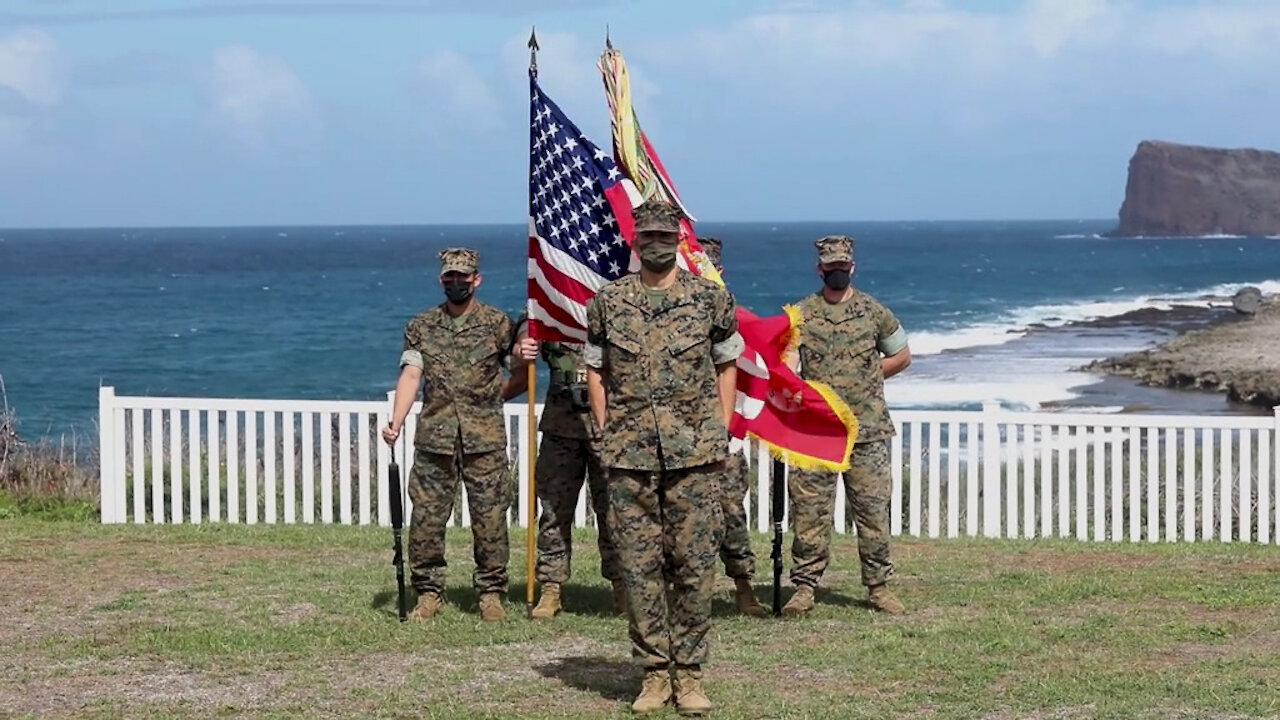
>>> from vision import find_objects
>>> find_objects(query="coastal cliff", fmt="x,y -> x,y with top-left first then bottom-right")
1114,140 -> 1280,237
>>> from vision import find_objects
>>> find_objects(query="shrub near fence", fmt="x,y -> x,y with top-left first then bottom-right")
97,388 -> 1280,544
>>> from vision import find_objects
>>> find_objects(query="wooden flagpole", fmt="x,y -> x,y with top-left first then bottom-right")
525,27 -> 541,616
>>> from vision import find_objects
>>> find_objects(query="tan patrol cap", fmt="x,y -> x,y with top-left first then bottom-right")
438,247 -> 479,275
814,235 -> 853,264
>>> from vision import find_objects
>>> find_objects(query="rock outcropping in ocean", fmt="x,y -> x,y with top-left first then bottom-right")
1114,140 -> 1280,237
1083,294 -> 1280,410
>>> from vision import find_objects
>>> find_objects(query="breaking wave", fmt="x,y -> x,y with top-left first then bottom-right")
908,278 -> 1280,357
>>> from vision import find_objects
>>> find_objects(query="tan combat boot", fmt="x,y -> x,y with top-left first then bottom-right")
631,666 -> 672,714
672,665 -> 712,716
478,592 -> 506,622
408,591 -> 443,620
530,582 -> 561,619
868,584 -> 905,615
734,578 -> 767,618
782,584 -> 814,617
611,579 -> 629,616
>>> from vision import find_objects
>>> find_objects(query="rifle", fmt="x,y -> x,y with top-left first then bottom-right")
388,458 -> 408,622
770,457 -> 785,617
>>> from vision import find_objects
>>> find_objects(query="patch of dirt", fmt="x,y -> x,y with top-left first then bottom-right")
717,660 -> 916,703
0,535 -> 313,647
1137,629 -> 1280,670
0,658 -> 293,717
272,602 -> 318,626
980,705 -> 1098,720
983,549 -> 1167,575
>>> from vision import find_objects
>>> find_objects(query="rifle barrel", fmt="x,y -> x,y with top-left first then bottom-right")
771,458 -> 785,617
389,460 -> 408,622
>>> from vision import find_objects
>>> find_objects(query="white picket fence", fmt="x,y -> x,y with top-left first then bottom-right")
96,387 -> 1280,543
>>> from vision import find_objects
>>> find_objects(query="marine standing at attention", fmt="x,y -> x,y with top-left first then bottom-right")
783,235 -> 912,617
524,327 -> 627,619
585,200 -> 744,716
381,247 -> 537,622
697,237 -> 766,618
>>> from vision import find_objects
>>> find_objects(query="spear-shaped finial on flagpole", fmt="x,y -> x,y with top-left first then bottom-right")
528,27 -> 539,74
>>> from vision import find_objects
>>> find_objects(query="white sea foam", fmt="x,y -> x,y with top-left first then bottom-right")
908,278 -> 1280,357
1110,233 -> 1257,240
885,376 -> 1083,412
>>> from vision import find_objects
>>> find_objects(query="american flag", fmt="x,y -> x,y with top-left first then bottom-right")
526,74 -> 638,343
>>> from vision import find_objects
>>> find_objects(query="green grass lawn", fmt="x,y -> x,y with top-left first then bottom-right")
2,520 -> 1278,719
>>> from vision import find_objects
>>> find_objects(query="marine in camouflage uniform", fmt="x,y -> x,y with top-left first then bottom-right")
527,336 -> 625,619
585,201 -> 744,715
384,247 -> 525,623
699,237 -> 765,618
783,235 -> 912,617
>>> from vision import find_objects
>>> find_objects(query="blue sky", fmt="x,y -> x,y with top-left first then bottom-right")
2,0 -> 1279,227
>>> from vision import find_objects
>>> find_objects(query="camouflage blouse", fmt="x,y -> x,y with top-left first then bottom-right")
399,301 -> 515,454
791,289 -> 905,443
584,271 -> 744,471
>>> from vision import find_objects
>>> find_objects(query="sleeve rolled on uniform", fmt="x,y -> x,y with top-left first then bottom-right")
877,326 -> 908,356
512,310 -> 530,339
401,321 -> 424,369
584,296 -> 606,369
497,312 -> 516,370
871,298 -> 907,355
709,288 -> 742,365
711,331 -> 745,364
709,288 -> 739,342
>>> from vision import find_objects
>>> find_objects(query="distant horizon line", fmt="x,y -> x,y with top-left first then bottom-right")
1,218 -> 1118,232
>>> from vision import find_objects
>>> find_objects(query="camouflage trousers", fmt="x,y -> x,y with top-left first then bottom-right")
535,434 -> 621,583
609,463 -> 725,668
719,453 -> 755,579
788,440 -> 893,588
406,447 -> 509,596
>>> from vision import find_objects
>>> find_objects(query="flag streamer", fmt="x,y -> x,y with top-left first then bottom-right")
597,44 -> 859,472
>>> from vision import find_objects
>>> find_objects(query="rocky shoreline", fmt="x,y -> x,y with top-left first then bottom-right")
1081,292 -> 1280,410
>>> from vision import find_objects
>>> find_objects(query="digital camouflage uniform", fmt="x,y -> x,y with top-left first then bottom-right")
788,235 -> 908,590
700,236 -> 755,581
534,340 -> 621,585
399,248 -> 517,598
584,211 -> 745,670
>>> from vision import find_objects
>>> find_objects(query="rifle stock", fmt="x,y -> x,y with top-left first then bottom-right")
770,457 -> 785,617
389,460 -> 408,622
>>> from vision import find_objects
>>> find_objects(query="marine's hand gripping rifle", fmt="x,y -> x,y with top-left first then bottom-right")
388,459 -> 408,622
770,457 -> 785,617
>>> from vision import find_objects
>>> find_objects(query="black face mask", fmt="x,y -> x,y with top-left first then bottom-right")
443,280 -> 473,305
822,269 -> 851,291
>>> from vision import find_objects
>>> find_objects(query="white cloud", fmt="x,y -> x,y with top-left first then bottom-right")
419,49 -> 501,132
502,30 -> 601,116
0,28 -> 64,106
500,30 -> 660,147
647,0 -> 1280,139
684,0 -> 1280,73
210,45 -> 317,147
407,30 -> 660,148
0,28 -> 66,154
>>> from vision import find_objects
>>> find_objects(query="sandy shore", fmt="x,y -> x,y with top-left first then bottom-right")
1083,295 -> 1280,410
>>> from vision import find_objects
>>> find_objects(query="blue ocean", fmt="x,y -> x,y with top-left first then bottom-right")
3,221 -> 1279,440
